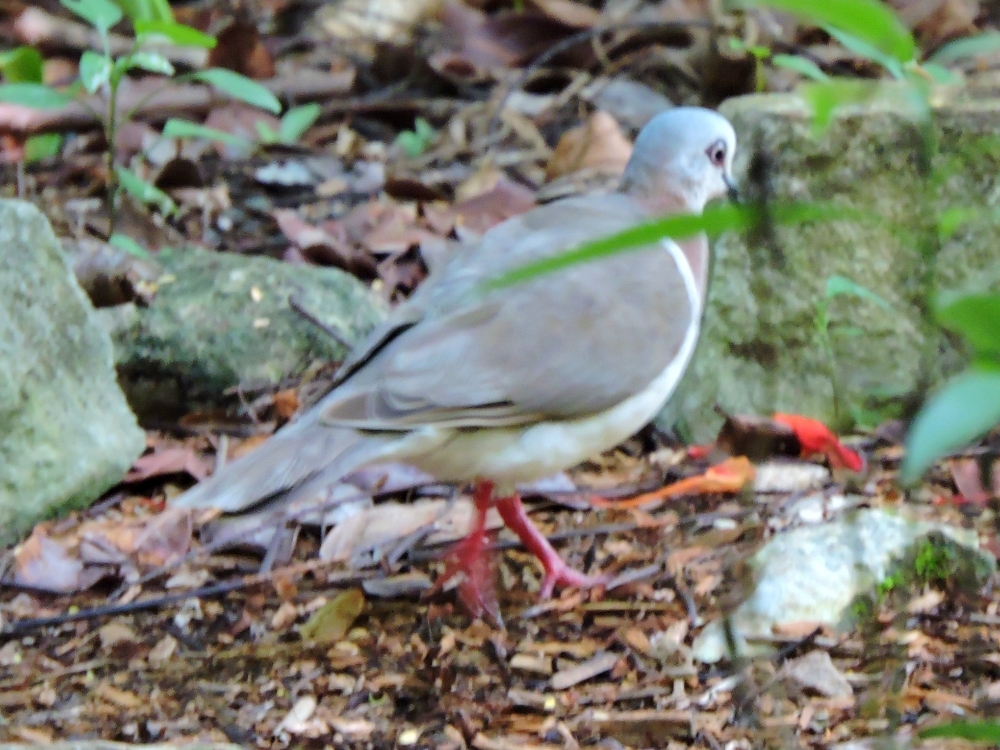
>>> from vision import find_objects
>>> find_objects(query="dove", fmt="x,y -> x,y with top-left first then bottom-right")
173,106 -> 739,619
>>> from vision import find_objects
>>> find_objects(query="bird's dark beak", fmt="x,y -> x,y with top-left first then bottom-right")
725,174 -> 740,203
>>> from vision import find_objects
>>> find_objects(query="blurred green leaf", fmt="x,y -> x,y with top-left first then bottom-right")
109,232 -> 151,258
929,30 -> 1000,65
825,275 -> 892,309
396,117 -> 436,157
489,202 -> 850,289
937,294 -> 1000,354
0,82 -> 71,109
24,133 -> 62,163
126,51 -> 174,76
937,206 -> 980,238
193,68 -> 281,113
114,0 -> 172,22
919,721 -> 1000,742
135,20 -> 216,49
115,165 -> 177,215
61,0 -> 123,34
162,118 -> 250,148
278,103 -> 321,143
79,50 -> 111,93
800,79 -> 878,133
740,0 -> 916,63
770,54 -> 828,81
0,46 -> 44,84
825,26 -> 905,78
901,370 -> 1000,484
920,62 -> 963,84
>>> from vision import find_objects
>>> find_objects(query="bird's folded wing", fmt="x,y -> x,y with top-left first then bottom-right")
320,194 -> 696,430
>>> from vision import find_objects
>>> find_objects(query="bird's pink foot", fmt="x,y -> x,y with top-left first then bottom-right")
495,494 -> 608,600
431,481 -> 501,623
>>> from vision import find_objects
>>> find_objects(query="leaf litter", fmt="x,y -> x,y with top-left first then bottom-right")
3,0 -> 1000,745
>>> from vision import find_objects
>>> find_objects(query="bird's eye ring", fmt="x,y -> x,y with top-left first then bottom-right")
706,139 -> 727,167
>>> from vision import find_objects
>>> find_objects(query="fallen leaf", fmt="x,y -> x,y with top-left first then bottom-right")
13,528 -> 83,593
591,457 -> 755,509
299,589 -> 365,643
545,111 -> 632,182
207,18 -> 275,79
124,447 -> 212,483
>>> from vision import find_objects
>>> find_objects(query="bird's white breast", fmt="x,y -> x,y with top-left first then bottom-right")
387,239 -> 703,491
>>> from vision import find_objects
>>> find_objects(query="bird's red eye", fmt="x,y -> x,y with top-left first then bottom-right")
707,139 -> 727,166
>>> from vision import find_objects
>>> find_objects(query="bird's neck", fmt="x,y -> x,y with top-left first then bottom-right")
675,235 -> 710,305
620,186 -> 711,304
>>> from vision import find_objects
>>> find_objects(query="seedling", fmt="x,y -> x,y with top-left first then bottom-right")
0,0 -> 281,233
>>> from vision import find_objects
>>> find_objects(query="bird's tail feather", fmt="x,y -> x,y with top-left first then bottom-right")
171,410 -> 395,514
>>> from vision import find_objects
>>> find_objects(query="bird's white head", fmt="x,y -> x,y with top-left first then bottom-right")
619,106 -> 738,215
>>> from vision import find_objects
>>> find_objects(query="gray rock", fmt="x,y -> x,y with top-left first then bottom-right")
99,248 -> 386,419
669,93 -> 1000,440
0,200 -> 144,546
781,649 -> 853,699
691,508 -> 993,663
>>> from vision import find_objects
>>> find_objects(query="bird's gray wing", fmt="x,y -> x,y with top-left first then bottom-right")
319,193 -> 696,429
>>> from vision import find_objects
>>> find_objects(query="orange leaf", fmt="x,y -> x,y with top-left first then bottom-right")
591,456 -> 755,509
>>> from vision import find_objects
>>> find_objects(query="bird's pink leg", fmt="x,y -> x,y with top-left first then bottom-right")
433,480 -> 500,622
495,494 -> 608,600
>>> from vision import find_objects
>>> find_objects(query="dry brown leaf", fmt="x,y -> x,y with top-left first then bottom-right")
545,111 -> 632,182
13,528 -> 84,593
124,446 -> 212,483
207,18 -> 275,79
527,0 -> 601,28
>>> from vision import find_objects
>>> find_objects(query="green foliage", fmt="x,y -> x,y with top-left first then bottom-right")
109,232 -> 151,258
134,19 -> 216,48
162,118 -> 251,149
0,47 -> 43,84
913,538 -> 957,584
113,0 -> 172,22
489,202 -> 854,289
396,117 -> 436,157
738,0 -> 915,64
919,720 -> 1000,742
256,103 -> 322,145
813,275 -> 894,424
191,69 -> 281,114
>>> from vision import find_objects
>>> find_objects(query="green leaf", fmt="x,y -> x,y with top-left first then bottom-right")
135,20 -> 217,49
114,0 -> 172,22
825,26 -> 905,79
937,294 -> 1000,354
825,275 -> 893,310
396,117 -> 436,157
770,54 -> 828,81
0,83 -> 71,109
79,50 -> 111,93
740,0 -> 916,64
919,720 -> 1000,742
937,206 -> 979,238
929,30 -> 1000,65
255,122 -> 280,142
115,165 -> 177,215
278,103 -> 321,143
488,202 -> 851,289
901,370 -> 1000,484
126,51 -> 174,76
109,232 -> 151,259
61,0 -> 123,33
0,46 -> 44,84
162,118 -> 251,148
920,62 -> 963,85
800,79 -> 879,133
193,68 -> 280,113
24,133 -> 62,163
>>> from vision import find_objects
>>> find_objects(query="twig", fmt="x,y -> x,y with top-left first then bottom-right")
1,561 -> 372,640
487,19 -> 712,135
288,292 -> 355,350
